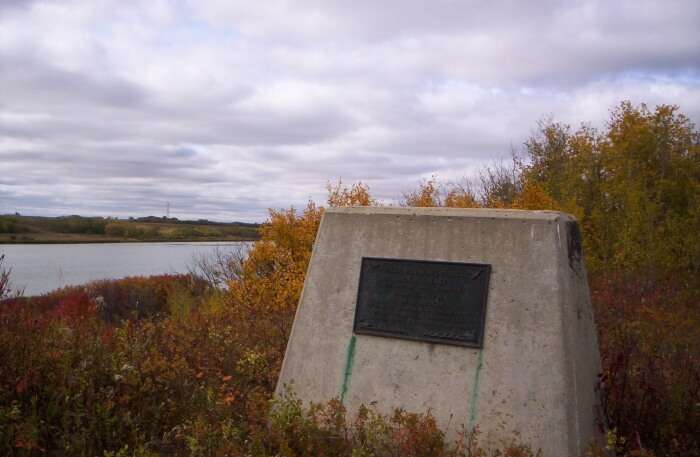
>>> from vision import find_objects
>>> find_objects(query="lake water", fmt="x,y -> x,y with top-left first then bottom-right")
0,242 -> 250,296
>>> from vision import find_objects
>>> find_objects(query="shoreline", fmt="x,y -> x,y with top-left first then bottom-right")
0,237 -> 259,245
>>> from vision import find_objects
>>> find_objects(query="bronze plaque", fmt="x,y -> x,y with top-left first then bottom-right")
354,257 -> 490,348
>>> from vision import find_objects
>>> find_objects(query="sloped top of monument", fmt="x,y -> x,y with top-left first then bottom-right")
326,206 -> 573,222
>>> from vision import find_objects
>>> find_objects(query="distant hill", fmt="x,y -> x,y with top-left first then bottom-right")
0,214 -> 260,243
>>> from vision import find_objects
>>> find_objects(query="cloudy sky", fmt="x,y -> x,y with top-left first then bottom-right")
1,0 -> 699,222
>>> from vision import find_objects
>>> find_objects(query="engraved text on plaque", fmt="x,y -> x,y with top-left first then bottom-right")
354,257 -> 491,347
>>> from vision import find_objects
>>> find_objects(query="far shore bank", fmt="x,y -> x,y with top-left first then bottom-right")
0,237 -> 258,244
0,214 -> 261,244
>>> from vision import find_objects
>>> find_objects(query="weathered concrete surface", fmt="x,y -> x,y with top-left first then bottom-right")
276,207 -> 601,456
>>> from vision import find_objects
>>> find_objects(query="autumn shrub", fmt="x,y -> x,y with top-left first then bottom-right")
0,278 -> 270,455
592,272 -> 700,457
87,274 -> 209,322
261,389 -> 538,457
0,276 -> 538,457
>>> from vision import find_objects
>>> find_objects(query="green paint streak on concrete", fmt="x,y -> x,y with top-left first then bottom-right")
340,335 -> 357,404
468,349 -> 485,430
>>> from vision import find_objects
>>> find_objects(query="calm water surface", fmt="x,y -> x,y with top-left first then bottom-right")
1,242 -> 250,296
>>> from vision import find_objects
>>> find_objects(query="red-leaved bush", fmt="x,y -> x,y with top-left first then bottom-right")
592,272 -> 700,456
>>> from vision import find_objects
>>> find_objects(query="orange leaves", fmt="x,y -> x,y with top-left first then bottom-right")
260,201 -> 321,262
401,175 -> 559,212
444,188 -> 480,208
220,181 -> 379,395
222,393 -> 236,405
402,177 -> 481,209
402,177 -> 441,207
327,180 -> 375,207
510,182 -> 559,211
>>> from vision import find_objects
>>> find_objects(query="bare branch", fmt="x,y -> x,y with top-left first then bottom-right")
188,244 -> 250,289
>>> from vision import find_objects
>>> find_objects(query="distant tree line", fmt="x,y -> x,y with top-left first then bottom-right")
46,216 -> 108,235
0,217 -> 25,234
0,215 -> 260,240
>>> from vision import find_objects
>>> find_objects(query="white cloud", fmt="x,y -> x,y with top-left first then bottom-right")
0,0 -> 698,221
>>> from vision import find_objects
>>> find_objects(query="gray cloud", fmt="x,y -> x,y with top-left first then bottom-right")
0,0 -> 37,11
0,0 -> 699,222
0,51 -> 146,109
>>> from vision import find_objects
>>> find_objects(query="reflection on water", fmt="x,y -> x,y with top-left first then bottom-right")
1,242 -> 250,296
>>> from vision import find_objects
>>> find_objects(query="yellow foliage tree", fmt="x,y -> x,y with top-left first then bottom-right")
510,181 -> 559,211
402,177 -> 441,207
520,101 -> 700,274
327,180 -> 375,207
224,181 -> 375,375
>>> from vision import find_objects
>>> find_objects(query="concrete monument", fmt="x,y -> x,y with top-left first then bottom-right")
276,207 -> 601,456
